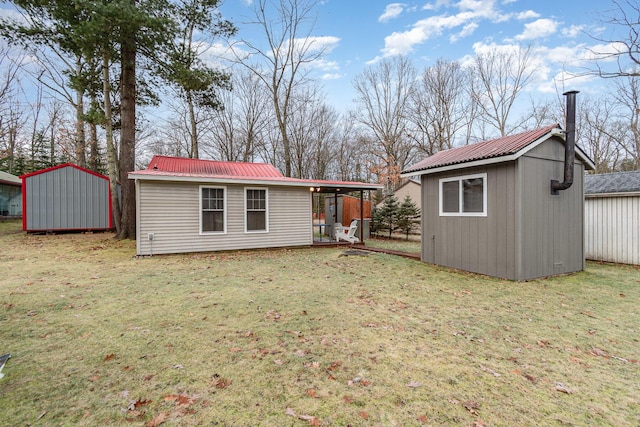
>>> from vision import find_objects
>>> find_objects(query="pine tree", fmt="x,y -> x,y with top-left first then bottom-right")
396,195 -> 420,240
374,195 -> 399,238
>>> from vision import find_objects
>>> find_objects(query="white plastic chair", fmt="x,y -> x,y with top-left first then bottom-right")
334,219 -> 360,243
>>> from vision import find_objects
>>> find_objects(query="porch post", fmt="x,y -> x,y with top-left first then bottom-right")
360,190 -> 364,242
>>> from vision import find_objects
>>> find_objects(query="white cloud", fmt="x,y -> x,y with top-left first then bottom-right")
515,18 -> 558,41
516,10 -> 540,20
304,36 -> 341,53
314,58 -> 340,71
379,3 -> 406,22
375,0 -> 509,58
562,25 -> 584,38
450,22 -> 478,42
241,0 -> 253,6
322,73 -> 342,80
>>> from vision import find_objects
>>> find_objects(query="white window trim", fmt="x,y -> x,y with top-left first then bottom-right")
199,185 -> 227,235
439,173 -> 487,217
244,187 -> 269,233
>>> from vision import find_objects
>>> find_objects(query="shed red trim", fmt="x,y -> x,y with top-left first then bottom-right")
20,163 -> 114,232
19,163 -> 110,181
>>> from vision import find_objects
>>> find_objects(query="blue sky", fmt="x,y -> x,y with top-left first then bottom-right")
217,0 -> 622,112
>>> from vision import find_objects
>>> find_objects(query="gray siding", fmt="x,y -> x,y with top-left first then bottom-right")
519,139 -> 585,280
24,166 -> 111,231
136,181 -> 312,255
420,136 -> 586,280
421,163 -> 518,280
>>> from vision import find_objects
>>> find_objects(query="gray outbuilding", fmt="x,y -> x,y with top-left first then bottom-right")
584,170 -> 640,265
403,113 -> 596,280
20,163 -> 113,232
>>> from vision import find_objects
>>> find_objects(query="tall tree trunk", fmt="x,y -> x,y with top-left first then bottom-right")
88,122 -> 99,171
75,59 -> 87,167
117,36 -> 137,240
49,109 -> 56,164
103,53 -> 121,234
187,90 -> 198,158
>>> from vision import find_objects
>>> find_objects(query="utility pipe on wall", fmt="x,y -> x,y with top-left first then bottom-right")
551,90 -> 579,195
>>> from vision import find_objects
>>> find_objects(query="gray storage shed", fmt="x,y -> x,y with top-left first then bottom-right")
403,114 -> 595,280
20,163 -> 113,232
584,171 -> 640,265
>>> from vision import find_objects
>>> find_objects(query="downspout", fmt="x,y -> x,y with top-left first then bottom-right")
551,90 -> 579,195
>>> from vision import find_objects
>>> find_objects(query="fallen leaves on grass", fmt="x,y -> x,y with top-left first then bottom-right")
128,398 -> 152,411
327,361 -> 342,371
164,394 -> 198,407
555,383 -> 573,394
103,353 -> 115,361
285,408 -> 320,425
213,376 -> 232,389
480,366 -> 501,377
590,347 -> 631,363
146,412 -> 168,427
462,399 -> 480,415
406,381 -> 423,388
359,410 -> 369,420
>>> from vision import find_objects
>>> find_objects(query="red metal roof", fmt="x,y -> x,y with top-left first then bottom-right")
131,156 -> 382,191
403,124 -> 560,174
147,155 -> 284,178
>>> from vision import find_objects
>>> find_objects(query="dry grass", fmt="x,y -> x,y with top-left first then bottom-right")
365,236 -> 421,254
0,220 -> 638,426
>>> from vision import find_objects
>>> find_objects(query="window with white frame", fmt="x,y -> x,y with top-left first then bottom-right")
439,173 -> 487,216
200,186 -> 226,233
245,188 -> 268,232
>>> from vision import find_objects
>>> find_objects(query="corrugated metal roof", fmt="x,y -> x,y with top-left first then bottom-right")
131,156 -> 383,191
584,170 -> 640,194
403,124 -> 561,174
0,170 -> 21,186
148,155 -> 284,178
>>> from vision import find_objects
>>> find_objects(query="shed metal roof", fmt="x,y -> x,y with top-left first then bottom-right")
584,170 -> 640,194
130,155 -> 382,192
0,170 -> 21,186
402,124 -> 595,176
147,155 -> 284,178
19,163 -> 109,181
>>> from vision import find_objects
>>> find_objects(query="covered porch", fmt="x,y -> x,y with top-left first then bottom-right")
309,181 -> 380,246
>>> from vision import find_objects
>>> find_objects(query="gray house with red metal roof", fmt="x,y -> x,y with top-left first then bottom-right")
129,156 -> 381,256
403,116 -> 595,280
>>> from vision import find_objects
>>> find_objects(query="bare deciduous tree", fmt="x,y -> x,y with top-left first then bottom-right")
587,0 -> 640,78
0,44 -> 27,173
469,45 -> 535,137
206,70 -> 270,162
577,95 -> 621,173
409,59 -> 475,156
352,55 -> 416,188
287,85 -> 337,179
611,74 -> 640,168
233,0 -> 330,177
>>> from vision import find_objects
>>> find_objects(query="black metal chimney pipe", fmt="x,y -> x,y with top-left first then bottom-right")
551,90 -> 579,195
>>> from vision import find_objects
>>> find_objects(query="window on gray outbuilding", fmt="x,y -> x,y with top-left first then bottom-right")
201,187 -> 225,232
439,173 -> 487,216
246,188 -> 267,232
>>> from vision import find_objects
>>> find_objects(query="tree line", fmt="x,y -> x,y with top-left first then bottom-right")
1,0 -> 639,239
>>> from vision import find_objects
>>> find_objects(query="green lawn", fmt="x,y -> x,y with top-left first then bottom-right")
0,220 -> 638,426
